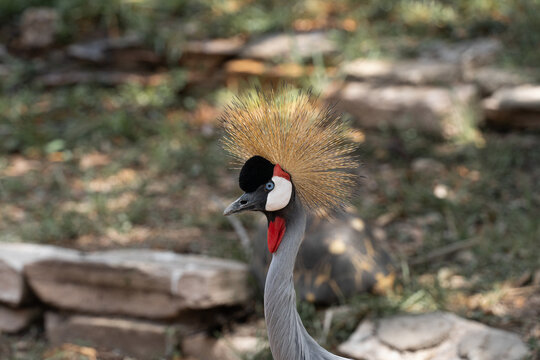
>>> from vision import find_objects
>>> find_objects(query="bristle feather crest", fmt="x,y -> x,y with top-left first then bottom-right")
221,86 -> 359,216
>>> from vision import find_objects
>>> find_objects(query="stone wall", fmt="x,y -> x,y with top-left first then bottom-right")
183,33 -> 540,135
0,243 -> 251,358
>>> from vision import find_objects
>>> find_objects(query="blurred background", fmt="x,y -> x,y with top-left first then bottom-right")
0,1 -> 539,359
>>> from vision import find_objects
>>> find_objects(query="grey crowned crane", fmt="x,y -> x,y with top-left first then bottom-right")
222,88 -> 358,360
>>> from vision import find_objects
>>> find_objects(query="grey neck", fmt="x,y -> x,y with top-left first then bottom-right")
264,199 -> 350,360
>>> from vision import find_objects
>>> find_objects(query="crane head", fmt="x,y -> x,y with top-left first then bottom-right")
224,155 -> 293,216
224,155 -> 294,254
221,86 -> 359,218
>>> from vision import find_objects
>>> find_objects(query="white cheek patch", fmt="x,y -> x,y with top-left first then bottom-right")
265,176 -> 292,211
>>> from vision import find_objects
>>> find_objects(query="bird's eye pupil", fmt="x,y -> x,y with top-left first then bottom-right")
265,181 -> 274,191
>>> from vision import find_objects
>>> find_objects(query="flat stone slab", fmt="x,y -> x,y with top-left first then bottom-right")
420,38 -> 502,68
25,249 -> 250,319
0,243 -> 78,306
483,85 -> 540,129
343,59 -> 460,85
464,67 -> 535,94
183,37 -> 245,57
338,312 -> 529,360
0,305 -> 41,333
326,82 -> 479,139
67,34 -> 143,62
46,312 -> 181,359
484,85 -> 540,111
182,320 -> 267,360
240,31 -> 336,61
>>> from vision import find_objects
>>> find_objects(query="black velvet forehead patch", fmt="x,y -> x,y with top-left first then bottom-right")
239,156 -> 274,193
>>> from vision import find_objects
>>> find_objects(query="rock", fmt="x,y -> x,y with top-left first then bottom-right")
227,60 -> 308,78
0,305 -> 41,333
458,330 -> 530,360
67,34 -> 162,69
378,313 -> 453,351
460,38 -> 503,68
46,312 -> 182,359
20,7 -> 58,48
326,82 -> 479,139
182,333 -> 237,360
420,38 -> 502,68
483,85 -> 540,129
338,312 -> 529,360
484,109 -> 540,130
240,31 -> 336,61
182,321 -> 267,360
343,59 -> 460,85
225,59 -> 310,88
464,67 -> 535,94
484,85 -> 540,110
0,243 -> 78,306
25,249 -> 250,319
183,37 -> 245,57
252,210 -> 394,305
67,35 -> 163,70
67,34 -> 143,63
225,59 -> 271,76
180,37 -> 246,71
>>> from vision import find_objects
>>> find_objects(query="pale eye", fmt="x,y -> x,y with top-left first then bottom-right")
265,181 -> 275,191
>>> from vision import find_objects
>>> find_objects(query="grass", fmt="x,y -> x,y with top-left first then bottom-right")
0,82 -> 236,253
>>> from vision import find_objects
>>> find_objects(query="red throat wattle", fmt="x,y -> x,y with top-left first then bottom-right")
267,164 -> 289,253
267,216 -> 286,253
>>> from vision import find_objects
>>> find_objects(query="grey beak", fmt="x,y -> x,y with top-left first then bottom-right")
224,192 -> 264,216
223,193 -> 249,216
